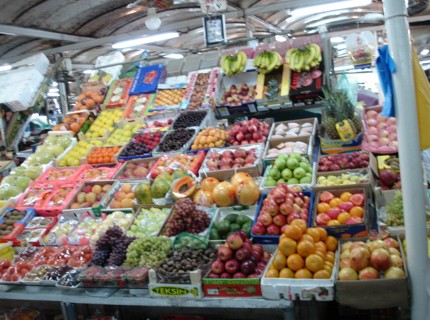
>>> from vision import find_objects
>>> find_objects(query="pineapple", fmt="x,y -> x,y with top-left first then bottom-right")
321,88 -> 362,140
265,79 -> 280,100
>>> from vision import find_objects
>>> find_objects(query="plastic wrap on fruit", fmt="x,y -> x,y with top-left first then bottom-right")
57,268 -> 81,287
23,265 -> 54,282
89,211 -> 133,247
68,246 -> 93,268
203,144 -> 262,172
79,265 -> 103,286
122,267 -> 148,286
95,266 -> 129,287
67,217 -> 101,246
44,216 -> 79,246
44,265 -> 73,282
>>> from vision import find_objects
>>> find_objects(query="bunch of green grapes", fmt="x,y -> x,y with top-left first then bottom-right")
125,236 -> 172,268
386,191 -> 404,226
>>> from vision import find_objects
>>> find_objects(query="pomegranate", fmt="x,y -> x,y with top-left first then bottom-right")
370,248 -> 391,271
358,266 -> 379,280
349,247 -> 370,271
384,266 -> 405,279
388,248 -> 401,256
340,258 -> 352,269
383,237 -> 400,249
389,254 -> 404,268
338,267 -> 358,280
236,180 -> 260,206
212,181 -> 236,207
200,177 -> 220,193
367,239 -> 388,252
193,190 -> 214,207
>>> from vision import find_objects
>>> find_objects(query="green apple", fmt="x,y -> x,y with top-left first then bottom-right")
265,177 -> 277,187
281,168 -> 293,180
289,152 -> 302,161
287,178 -> 299,184
300,176 -> 312,184
269,167 -> 281,180
286,158 -> 299,170
274,158 -> 286,171
293,167 -> 306,179
276,178 -> 286,185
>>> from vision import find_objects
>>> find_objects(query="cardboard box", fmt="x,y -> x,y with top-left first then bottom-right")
215,70 -> 258,117
199,144 -> 264,180
269,117 -> 318,141
319,127 -> 364,155
148,269 -> 203,300
208,206 -> 257,248
261,248 -> 335,301
335,237 -> 409,309
130,64 -> 166,95
263,135 -> 313,167
312,188 -> 369,238
313,167 -> 374,198
289,58 -> 324,107
203,274 -> 262,298
63,180 -> 118,218
251,192 -> 314,244
261,164 -> 315,193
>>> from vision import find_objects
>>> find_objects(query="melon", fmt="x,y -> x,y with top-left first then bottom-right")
172,176 -> 197,200
231,172 -> 254,190
200,177 -> 219,193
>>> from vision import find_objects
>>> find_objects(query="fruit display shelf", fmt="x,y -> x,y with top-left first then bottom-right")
102,78 -> 133,109
260,247 -> 336,301
171,110 -> 211,130
122,93 -> 155,120
261,164 -> 316,192
311,188 -> 370,239
313,167 -> 374,196
251,191 -> 314,245
263,135 -> 313,166
113,158 -> 158,180
152,127 -> 200,156
268,117 -> 318,141
149,152 -> 206,180
75,163 -> 122,181
208,206 -> 256,248
36,184 -> 80,217
334,236 -> 408,309
117,131 -> 165,161
34,167 -> 81,185
199,144 -> 264,181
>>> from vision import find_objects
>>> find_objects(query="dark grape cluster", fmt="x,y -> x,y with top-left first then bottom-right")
91,226 -> 135,267
164,198 -> 211,236
157,128 -> 194,152
172,111 -> 207,129
15,247 -> 38,261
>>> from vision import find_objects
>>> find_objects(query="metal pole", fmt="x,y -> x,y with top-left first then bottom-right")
382,1 -> 428,319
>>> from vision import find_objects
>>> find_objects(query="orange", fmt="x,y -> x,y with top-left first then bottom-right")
329,197 -> 342,208
279,238 -> 297,256
287,253 -> 304,271
265,267 -> 279,278
340,192 -> 352,202
327,220 -> 341,226
295,268 -> 312,279
272,253 -> 287,271
316,227 -> 328,241
297,240 -> 316,258
290,219 -> 307,233
279,268 -> 295,278
306,228 -> 321,242
337,212 -> 351,224
279,234 -> 287,242
283,225 -> 303,241
323,264 -> 333,274
315,241 -> 327,254
313,269 -> 331,279
300,234 -> 315,243
324,260 -> 334,269
325,235 -> 338,252
317,202 -> 330,214
325,251 -> 335,263
349,206 -> 364,218
305,254 -> 324,272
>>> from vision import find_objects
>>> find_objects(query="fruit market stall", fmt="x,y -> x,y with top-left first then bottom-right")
0,29 -> 425,320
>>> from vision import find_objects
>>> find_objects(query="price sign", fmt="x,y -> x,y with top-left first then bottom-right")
203,15 -> 227,47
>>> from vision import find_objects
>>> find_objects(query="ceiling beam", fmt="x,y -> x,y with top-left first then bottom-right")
0,0 -> 369,64
0,24 -> 93,42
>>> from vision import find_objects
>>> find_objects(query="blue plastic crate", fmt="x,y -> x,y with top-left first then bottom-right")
0,207 -> 36,226
250,190 -> 314,244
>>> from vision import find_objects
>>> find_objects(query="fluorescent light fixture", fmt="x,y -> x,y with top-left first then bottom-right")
420,48 -> 429,56
0,64 -> 12,72
275,35 -> 287,42
164,53 -> 184,59
290,0 -> 372,17
330,36 -> 344,44
112,32 -> 179,49
52,81 -> 58,87
82,69 -> 94,74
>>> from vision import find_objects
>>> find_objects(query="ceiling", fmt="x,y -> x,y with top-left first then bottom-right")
0,0 -> 429,69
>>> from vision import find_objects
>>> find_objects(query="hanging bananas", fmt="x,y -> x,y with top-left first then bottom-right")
285,43 -> 322,72
253,50 -> 283,74
220,51 -> 248,77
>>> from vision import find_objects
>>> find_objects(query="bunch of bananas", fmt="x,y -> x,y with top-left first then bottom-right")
253,50 -> 283,74
220,51 -> 248,76
384,157 -> 400,171
285,43 -> 322,72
